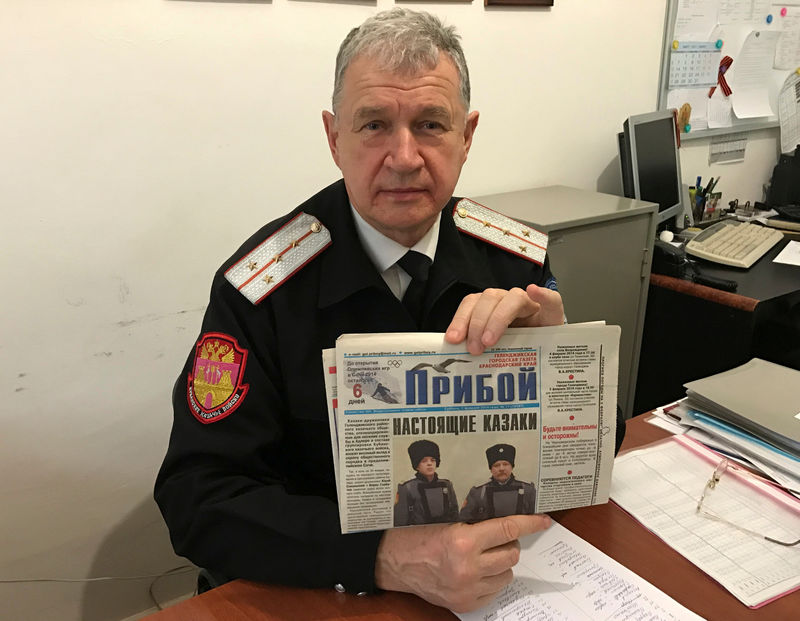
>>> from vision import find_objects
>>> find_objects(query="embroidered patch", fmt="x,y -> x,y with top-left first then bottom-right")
453,198 -> 548,265
544,276 -> 558,291
187,333 -> 249,424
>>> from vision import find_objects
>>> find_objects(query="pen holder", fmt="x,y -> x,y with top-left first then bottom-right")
699,192 -> 722,222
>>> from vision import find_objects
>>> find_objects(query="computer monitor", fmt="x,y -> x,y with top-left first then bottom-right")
618,110 -> 685,230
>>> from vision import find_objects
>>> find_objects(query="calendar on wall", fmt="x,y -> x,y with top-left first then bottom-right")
668,41 -> 720,88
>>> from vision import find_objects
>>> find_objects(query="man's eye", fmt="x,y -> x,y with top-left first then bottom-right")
420,121 -> 444,131
362,121 -> 382,131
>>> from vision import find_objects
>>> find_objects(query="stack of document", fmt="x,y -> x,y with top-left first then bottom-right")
651,358 -> 800,496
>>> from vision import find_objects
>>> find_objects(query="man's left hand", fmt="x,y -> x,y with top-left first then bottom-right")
445,284 -> 564,355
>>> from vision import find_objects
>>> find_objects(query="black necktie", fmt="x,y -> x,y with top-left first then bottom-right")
398,251 -> 432,326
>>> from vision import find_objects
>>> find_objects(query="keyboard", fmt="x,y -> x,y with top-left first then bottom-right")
684,219 -> 784,268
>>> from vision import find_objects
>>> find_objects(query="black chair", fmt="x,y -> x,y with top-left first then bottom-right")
196,568 -> 230,594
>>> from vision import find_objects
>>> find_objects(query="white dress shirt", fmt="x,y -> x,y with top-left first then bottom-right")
350,206 -> 440,301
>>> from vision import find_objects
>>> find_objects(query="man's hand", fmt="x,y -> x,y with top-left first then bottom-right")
445,284 -> 564,355
374,514 -> 551,612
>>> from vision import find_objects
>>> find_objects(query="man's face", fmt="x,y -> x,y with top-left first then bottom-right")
322,53 -> 479,247
416,456 -> 437,478
490,460 -> 513,483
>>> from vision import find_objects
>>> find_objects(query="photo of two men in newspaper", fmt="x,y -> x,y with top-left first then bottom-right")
322,323 -> 620,535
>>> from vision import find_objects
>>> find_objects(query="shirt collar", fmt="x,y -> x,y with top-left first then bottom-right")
350,205 -> 440,272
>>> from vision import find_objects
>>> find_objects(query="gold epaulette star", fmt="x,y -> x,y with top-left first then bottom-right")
519,246 -> 527,253
263,274 -> 274,284
290,240 -> 300,248
247,261 -> 258,271
521,229 -> 530,237
273,254 -> 283,263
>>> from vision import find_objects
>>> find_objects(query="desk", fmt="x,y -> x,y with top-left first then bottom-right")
635,237 -> 800,414
143,415 -> 799,621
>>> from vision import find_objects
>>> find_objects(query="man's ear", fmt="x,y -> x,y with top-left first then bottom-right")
462,110 -> 480,161
322,111 -> 341,168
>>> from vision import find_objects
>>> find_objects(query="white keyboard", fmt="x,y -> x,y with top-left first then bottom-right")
685,219 -> 784,268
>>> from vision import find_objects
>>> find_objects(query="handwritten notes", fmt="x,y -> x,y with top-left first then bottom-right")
455,522 -> 701,621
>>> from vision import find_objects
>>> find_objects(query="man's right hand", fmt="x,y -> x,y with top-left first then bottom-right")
374,514 -> 551,612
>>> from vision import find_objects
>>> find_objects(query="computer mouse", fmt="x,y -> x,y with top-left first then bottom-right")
659,230 -> 675,243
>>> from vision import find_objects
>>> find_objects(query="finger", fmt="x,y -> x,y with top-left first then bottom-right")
480,287 -> 539,348
463,290 -> 505,354
473,514 -> 552,550
445,293 -> 481,344
476,539 -> 521,575
449,569 -> 514,613
522,285 -> 564,327
476,567 -> 515,599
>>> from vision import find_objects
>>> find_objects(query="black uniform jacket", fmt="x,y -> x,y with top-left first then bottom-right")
155,179 -> 619,594
459,474 -> 537,522
394,472 -> 459,527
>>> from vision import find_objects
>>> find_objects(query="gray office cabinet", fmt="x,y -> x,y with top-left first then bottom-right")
472,186 -> 658,420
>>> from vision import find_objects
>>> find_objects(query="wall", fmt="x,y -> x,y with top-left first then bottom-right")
0,1 -> 780,619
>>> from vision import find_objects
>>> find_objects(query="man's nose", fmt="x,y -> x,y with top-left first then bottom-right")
385,128 -> 424,172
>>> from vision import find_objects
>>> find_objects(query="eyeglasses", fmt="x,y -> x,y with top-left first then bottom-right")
696,459 -> 800,547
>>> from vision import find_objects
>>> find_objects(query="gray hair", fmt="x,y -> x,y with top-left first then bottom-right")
331,8 -> 471,112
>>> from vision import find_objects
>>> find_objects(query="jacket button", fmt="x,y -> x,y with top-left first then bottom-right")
334,583 -> 346,593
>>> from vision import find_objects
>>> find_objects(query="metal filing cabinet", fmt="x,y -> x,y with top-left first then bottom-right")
473,185 -> 658,419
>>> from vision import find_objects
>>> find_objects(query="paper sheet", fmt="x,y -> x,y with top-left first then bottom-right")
774,240 -> 800,265
778,71 -> 800,154
668,88 -> 710,130
730,30 -> 780,117
708,86 -> 735,127
774,7 -> 800,70
611,436 -> 800,608
719,0 -> 754,25
675,0 -> 720,39
455,521 -> 702,621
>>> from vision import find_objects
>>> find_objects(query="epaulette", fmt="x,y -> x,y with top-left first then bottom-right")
453,198 -> 548,265
225,212 -> 331,304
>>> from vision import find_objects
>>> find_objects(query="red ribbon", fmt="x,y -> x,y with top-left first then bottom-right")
708,56 -> 733,98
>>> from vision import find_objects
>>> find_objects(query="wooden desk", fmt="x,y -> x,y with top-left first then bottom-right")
635,237 -> 800,413
144,416 -> 799,621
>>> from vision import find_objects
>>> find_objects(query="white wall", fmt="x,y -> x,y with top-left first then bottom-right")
0,1 -> 780,619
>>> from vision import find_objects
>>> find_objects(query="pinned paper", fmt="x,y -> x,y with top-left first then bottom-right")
775,6 -> 800,70
778,70 -> 800,154
668,88 -> 710,131
730,30 -> 780,117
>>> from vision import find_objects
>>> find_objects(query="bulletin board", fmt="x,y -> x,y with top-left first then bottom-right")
657,0 -> 800,140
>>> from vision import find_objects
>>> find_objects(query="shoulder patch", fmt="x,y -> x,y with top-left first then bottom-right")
453,198 -> 548,265
225,212 -> 331,304
187,332 -> 249,424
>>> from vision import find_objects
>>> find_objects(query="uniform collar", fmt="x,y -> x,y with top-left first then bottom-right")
350,205 -> 440,273
314,182 -> 495,308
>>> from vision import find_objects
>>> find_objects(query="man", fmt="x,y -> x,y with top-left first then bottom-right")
156,8 -> 616,613
459,444 -> 536,522
395,439 -> 459,526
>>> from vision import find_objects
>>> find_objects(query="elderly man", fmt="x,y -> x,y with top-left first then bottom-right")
459,444 -> 536,522
156,8 -> 601,613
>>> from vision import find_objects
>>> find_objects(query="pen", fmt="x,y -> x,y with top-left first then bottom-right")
696,175 -> 702,188
707,176 -> 720,194
703,177 -> 714,196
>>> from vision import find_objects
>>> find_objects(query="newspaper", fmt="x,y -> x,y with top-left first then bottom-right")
322,323 -> 620,534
